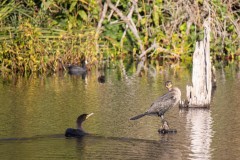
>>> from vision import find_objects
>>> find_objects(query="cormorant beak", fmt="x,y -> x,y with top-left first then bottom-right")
86,113 -> 94,119
166,83 -> 172,90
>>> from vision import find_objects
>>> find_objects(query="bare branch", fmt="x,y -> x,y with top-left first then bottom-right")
139,40 -> 179,59
120,2 -> 135,47
95,2 -> 108,54
108,0 -> 120,21
106,0 -> 145,55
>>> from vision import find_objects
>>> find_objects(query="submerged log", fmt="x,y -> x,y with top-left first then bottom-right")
183,19 -> 213,108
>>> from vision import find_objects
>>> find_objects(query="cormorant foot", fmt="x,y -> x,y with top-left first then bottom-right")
158,128 -> 177,134
161,119 -> 170,130
158,119 -> 177,134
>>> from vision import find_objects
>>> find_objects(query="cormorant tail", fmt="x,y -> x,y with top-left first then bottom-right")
130,113 -> 146,120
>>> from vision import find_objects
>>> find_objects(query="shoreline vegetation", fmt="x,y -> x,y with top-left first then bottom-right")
0,0 -> 239,76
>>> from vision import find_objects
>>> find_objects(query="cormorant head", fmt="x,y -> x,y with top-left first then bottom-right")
98,75 -> 106,83
165,81 -> 173,91
76,113 -> 94,129
80,59 -> 88,66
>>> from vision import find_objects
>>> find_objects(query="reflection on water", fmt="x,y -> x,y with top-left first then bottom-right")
73,135 -> 183,160
0,134 -> 183,160
0,61 -> 240,159
185,109 -> 213,160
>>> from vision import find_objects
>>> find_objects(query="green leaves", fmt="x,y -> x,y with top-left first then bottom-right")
0,0 -> 239,75
41,1 -> 52,11
153,5 -> 160,26
179,23 -> 187,32
227,24 -> 234,32
78,10 -> 88,21
69,1 -> 77,12
0,0 -> 18,21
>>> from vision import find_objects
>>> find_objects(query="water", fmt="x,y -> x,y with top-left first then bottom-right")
0,62 -> 239,160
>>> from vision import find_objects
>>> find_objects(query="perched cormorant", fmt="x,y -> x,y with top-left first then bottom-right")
68,60 -> 88,75
65,113 -> 94,137
130,81 -> 181,130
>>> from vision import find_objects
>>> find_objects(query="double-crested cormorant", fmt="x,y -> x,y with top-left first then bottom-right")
98,75 -> 106,83
130,81 -> 181,130
68,60 -> 88,75
65,113 -> 94,137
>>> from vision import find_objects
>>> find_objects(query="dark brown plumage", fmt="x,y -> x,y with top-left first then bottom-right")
130,81 -> 181,129
68,60 -> 88,75
65,113 -> 94,137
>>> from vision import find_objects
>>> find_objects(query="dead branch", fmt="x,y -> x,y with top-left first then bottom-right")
108,0 -> 120,21
139,40 -> 179,59
120,2 -> 135,48
95,2 -> 108,54
106,0 -> 145,55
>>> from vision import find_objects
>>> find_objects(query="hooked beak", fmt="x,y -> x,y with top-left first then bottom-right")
86,113 -> 94,119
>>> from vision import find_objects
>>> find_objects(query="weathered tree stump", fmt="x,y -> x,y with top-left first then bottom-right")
182,19 -> 213,108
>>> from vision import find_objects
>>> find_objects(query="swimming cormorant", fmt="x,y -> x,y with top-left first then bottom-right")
98,75 -> 106,83
65,113 -> 94,137
68,60 -> 88,75
130,81 -> 181,129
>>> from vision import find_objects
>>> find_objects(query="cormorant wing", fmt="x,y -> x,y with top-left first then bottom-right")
146,91 -> 178,115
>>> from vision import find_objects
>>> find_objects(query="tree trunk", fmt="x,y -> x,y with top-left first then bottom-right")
184,18 -> 212,107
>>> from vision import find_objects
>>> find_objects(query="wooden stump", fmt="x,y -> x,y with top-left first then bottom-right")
184,19 -> 213,108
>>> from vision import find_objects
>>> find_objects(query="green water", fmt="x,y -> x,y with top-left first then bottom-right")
0,62 -> 240,160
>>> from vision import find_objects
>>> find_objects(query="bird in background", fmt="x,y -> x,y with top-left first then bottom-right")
67,60 -> 88,75
130,81 -> 181,130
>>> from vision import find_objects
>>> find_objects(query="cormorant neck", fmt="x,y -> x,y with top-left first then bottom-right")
82,61 -> 87,69
77,123 -> 84,130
